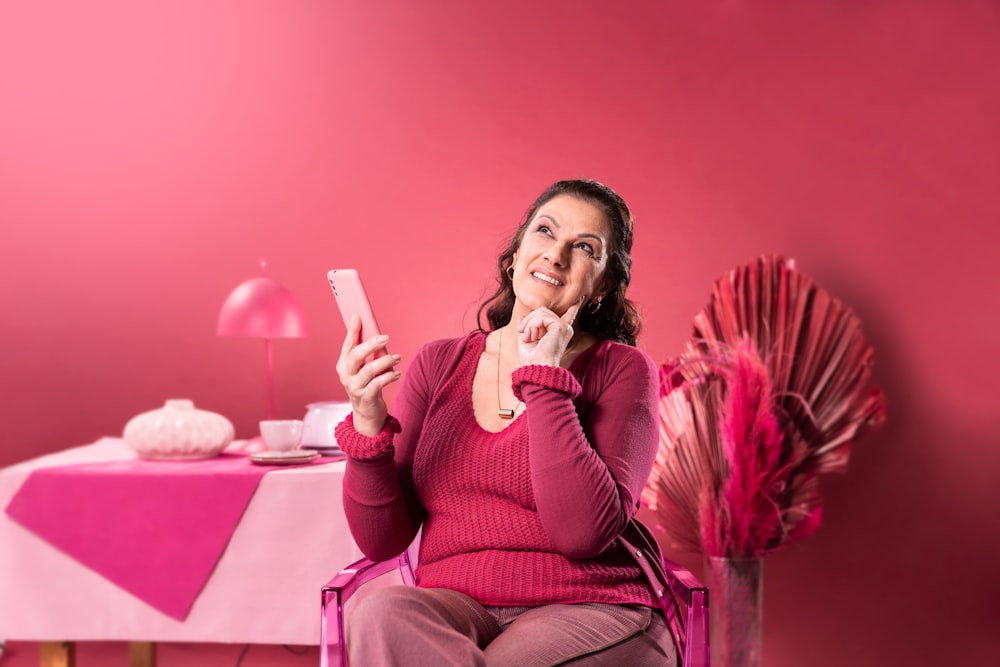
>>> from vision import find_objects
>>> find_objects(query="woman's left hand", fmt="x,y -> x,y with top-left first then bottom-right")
515,300 -> 582,367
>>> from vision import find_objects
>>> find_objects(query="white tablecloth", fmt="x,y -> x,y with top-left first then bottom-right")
0,439 -> 362,644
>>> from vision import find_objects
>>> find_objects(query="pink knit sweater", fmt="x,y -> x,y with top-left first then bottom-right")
337,330 -> 661,608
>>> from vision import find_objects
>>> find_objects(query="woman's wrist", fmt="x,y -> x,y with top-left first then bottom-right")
352,413 -> 387,438
512,364 -> 582,401
335,413 -> 401,461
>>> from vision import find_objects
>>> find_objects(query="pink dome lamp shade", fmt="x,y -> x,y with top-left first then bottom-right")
217,261 -> 308,421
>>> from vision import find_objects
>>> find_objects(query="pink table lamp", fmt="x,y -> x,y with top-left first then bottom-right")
217,261 -> 308,420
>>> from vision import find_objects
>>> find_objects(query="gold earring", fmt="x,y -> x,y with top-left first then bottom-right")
506,266 -> 515,280
587,299 -> 601,314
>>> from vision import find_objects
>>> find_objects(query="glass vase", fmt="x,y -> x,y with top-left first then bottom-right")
706,555 -> 764,667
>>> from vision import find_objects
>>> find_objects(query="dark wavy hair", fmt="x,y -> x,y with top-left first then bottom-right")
477,179 -> 640,346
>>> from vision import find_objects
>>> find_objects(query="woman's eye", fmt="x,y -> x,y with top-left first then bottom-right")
575,242 -> 595,256
536,225 -> 552,236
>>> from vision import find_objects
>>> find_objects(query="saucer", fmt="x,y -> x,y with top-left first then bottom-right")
249,449 -> 320,466
302,444 -> 344,456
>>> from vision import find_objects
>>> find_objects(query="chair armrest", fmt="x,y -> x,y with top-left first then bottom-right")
320,552 -> 415,667
323,556 -> 399,602
660,555 -> 710,667
661,555 -> 707,603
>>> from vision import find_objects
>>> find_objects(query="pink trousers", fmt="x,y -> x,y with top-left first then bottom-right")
346,586 -> 676,666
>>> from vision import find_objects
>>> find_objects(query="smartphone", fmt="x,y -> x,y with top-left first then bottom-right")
327,269 -> 388,362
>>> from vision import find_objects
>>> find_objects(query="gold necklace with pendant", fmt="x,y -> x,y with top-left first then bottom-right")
496,327 -> 522,419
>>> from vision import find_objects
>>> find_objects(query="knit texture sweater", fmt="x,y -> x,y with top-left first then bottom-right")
337,330 -> 661,608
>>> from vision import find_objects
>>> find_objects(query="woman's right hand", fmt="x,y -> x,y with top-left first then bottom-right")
335,314 -> 401,437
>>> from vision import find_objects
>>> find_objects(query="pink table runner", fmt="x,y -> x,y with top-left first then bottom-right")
4,443 -> 335,621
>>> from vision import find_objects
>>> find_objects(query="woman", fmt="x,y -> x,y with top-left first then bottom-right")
335,179 -> 676,666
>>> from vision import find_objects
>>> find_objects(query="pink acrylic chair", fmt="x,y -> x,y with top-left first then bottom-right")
320,545 -> 709,666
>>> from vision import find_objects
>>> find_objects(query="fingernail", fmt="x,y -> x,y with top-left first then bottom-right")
377,335 -> 389,343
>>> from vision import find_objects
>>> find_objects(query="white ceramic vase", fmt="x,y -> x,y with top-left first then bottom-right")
123,399 -> 234,460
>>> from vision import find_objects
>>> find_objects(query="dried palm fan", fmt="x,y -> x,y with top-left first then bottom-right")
642,256 -> 887,557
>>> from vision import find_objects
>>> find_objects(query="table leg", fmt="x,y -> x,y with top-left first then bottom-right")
129,641 -> 157,667
39,641 -> 76,667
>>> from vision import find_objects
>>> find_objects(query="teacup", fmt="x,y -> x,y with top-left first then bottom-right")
259,420 -> 304,452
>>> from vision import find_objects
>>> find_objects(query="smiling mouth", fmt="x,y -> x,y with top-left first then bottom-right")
532,271 -> 563,286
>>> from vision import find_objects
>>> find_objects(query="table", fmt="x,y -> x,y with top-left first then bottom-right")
0,439 -> 363,666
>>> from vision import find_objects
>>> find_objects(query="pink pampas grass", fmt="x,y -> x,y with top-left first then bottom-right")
701,340 -> 787,558
643,256 -> 887,558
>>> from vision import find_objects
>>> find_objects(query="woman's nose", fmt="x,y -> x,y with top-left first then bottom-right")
543,244 -> 569,266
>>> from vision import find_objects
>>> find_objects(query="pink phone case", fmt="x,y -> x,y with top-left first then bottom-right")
327,269 -> 387,361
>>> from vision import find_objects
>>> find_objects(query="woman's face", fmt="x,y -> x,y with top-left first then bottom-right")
510,194 -> 611,318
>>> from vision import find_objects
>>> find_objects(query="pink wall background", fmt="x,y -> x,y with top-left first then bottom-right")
2,1 -> 998,665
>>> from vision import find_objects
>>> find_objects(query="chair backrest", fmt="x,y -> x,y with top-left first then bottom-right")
320,550 -> 709,667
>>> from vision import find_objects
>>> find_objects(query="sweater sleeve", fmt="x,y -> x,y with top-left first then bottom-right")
513,344 -> 660,558
339,346 -> 438,562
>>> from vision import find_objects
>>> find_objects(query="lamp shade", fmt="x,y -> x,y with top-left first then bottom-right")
217,277 -> 308,338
